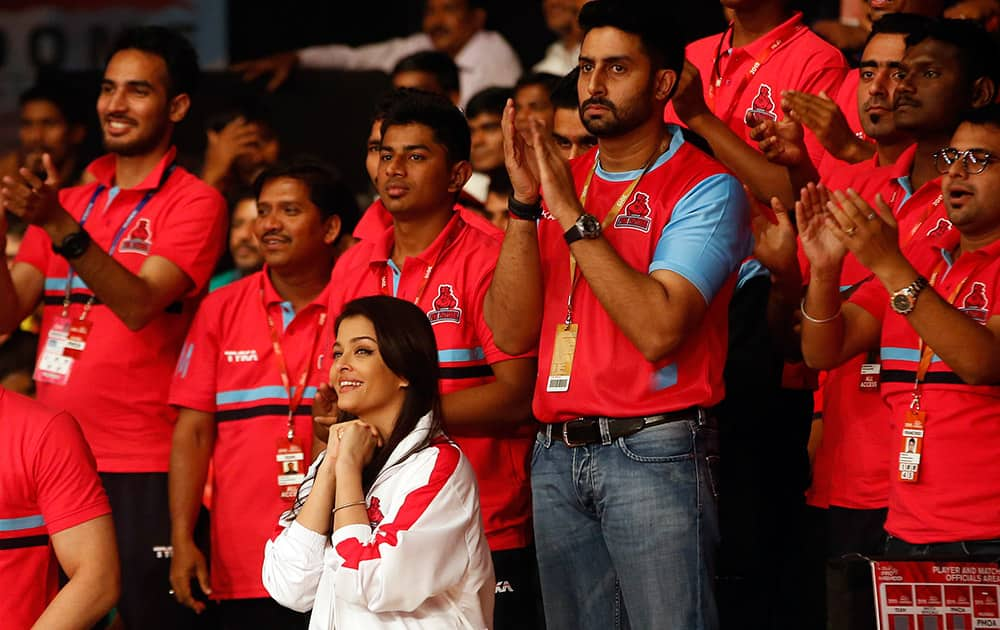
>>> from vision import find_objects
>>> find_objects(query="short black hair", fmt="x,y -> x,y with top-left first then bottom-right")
206,92 -> 276,139
959,103 -> 1000,130
392,51 -> 460,96
107,25 -> 200,97
19,74 -> 86,126
368,87 -> 430,129
465,86 -> 513,119
551,68 -> 580,110
253,159 -> 359,234
869,12 -> 933,42
515,72 -> 561,94
578,0 -> 684,77
905,17 -> 1000,88
380,90 -> 471,163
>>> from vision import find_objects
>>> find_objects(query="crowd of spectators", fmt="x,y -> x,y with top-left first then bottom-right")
4,0 -> 1000,628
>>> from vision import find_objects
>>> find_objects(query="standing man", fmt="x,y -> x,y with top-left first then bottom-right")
169,161 -> 355,628
325,90 -> 541,629
800,104 -> 1000,562
233,0 -> 521,107
0,386 -> 119,629
0,26 -> 227,630
487,1 -> 750,627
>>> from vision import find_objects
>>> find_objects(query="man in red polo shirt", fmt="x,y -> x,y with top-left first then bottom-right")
487,2 -> 750,627
0,26 -> 226,630
0,386 -> 118,629
168,160 -> 356,628
325,91 -> 540,629
800,104 -> 1000,558
666,0 -> 847,206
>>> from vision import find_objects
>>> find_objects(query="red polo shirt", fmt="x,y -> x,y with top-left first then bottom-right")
169,270 -> 327,599
850,229 -> 1000,543
0,388 -> 111,627
534,126 -> 751,421
328,206 -> 534,552
15,147 -> 227,472
665,12 -> 847,168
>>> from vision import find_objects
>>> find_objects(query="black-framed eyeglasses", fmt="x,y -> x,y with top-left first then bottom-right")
933,147 -> 996,174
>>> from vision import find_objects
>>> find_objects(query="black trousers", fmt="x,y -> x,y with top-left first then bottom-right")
493,544 -> 545,630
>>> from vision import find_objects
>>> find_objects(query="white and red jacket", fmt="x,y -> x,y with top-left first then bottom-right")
262,413 -> 495,629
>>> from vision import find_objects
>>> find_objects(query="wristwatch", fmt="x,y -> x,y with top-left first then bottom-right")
507,195 -> 542,221
890,276 -> 929,316
51,229 -> 92,260
564,213 -> 601,245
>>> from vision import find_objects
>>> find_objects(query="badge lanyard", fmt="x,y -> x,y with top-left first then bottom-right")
261,285 -> 328,441
378,217 -> 461,308
707,18 -> 804,124
61,164 -> 177,320
900,193 -> 945,250
565,147 -> 662,327
898,255 -> 979,483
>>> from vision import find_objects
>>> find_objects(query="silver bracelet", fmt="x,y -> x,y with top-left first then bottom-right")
332,500 -> 366,516
800,298 -> 842,324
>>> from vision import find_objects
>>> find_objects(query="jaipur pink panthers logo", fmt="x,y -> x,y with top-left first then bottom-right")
959,281 -> 990,323
367,497 -> 384,526
119,218 -> 153,254
744,84 -> 778,126
613,191 -> 653,233
925,217 -> 952,238
427,284 -> 462,325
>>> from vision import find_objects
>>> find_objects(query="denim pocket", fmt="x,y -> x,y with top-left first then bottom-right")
530,432 -> 546,468
615,420 -> 696,463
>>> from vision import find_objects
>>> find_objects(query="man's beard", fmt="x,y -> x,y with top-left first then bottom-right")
103,118 -> 169,157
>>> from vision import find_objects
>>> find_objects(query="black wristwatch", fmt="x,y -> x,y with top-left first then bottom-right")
564,213 -> 602,245
507,195 -> 542,221
51,229 -> 92,260
889,276 -> 929,316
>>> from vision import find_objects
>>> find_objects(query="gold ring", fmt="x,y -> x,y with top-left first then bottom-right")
845,226 -> 857,235
866,213 -> 877,221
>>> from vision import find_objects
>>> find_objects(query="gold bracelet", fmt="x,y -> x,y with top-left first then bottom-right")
332,500 -> 366,516
800,298 -> 842,324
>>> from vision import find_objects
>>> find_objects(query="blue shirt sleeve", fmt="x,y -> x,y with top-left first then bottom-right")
648,173 -> 752,304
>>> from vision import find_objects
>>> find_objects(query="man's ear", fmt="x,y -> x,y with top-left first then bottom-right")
168,93 -> 191,124
654,68 -> 677,103
448,160 -> 473,194
322,214 -> 343,245
971,76 -> 996,108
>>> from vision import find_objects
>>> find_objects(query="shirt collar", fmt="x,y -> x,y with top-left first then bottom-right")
731,12 -> 804,58
594,124 -> 683,182
368,205 -> 466,268
258,267 -> 331,312
86,146 -> 178,190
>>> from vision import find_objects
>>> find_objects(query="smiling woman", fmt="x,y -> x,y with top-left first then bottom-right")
262,296 -> 495,630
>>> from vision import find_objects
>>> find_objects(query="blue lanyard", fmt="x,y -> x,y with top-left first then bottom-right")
62,164 -> 176,314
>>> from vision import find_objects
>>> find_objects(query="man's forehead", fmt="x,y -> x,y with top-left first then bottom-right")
903,38 -> 959,64
862,33 -> 905,60
382,122 -> 441,147
103,49 -> 169,84
581,26 -> 644,57
953,122 -> 1000,148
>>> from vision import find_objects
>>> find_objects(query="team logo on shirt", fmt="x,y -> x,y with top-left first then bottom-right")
427,284 -> 462,325
925,217 -> 953,238
367,497 -> 384,526
959,281 -> 990,323
744,83 -> 778,126
119,218 -> 154,255
613,191 -> 653,233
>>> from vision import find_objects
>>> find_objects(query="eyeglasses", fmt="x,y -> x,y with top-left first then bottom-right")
933,147 -> 996,175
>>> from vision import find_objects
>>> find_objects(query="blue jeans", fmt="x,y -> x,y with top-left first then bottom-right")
531,416 -> 721,630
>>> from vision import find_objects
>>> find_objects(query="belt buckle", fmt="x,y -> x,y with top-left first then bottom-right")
562,420 -> 588,447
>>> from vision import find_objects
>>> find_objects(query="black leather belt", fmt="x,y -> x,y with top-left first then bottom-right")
542,406 -> 704,447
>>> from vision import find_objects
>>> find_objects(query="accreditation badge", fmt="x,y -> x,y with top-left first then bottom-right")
546,324 -> 578,393
34,316 -> 74,386
897,409 -> 925,483
276,438 -> 306,501
62,319 -> 94,359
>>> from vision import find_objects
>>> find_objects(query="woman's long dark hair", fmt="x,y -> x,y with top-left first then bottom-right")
333,295 -> 443,492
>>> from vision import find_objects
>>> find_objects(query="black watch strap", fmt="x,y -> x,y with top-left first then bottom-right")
564,224 -> 585,245
507,195 -> 542,221
51,229 -> 92,260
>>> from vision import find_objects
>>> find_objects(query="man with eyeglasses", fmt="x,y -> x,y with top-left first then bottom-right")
798,103 -> 1000,560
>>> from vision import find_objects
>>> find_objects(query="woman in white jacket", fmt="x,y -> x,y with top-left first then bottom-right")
263,296 -> 495,629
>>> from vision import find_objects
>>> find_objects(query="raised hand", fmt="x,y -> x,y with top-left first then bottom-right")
231,52 -> 298,92
333,421 -> 382,474
671,60 -> 710,123
751,193 -> 799,278
526,118 -> 582,225
750,116 -> 807,167
794,183 -> 846,275
0,153 -> 65,229
824,189 -> 901,276
202,116 -> 263,187
502,98 -> 541,204
781,90 -> 872,163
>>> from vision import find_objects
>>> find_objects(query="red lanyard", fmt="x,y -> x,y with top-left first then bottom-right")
707,16 -> 804,124
261,284 -> 327,440
901,193 -> 944,249
378,217 -> 461,308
